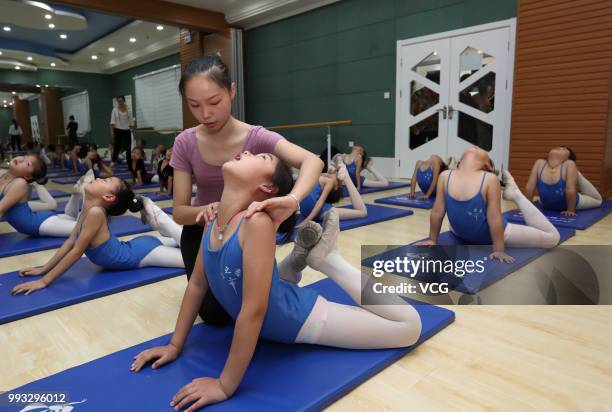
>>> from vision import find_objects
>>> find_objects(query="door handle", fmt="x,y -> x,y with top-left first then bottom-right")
447,105 -> 455,120
436,105 -> 447,120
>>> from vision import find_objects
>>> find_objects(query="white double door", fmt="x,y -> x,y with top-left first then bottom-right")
396,22 -> 514,177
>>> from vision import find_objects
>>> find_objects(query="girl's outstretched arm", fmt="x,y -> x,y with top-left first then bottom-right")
563,160 -> 578,216
420,170 -> 449,245
525,159 -> 542,201
12,207 -> 104,295
131,241 -> 209,372
425,159 -> 442,199
486,176 -> 514,263
409,161 -> 419,197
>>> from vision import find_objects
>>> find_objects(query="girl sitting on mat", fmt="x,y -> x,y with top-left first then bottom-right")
524,146 -> 602,216
418,147 -> 561,263
85,144 -> 113,178
130,151 -> 422,410
299,163 -> 367,223
331,145 -> 389,192
0,155 -> 86,237
129,147 -> 153,185
157,148 -> 174,195
408,155 -> 453,200
11,178 -> 185,296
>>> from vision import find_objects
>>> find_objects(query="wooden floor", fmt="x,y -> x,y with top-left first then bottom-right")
1,181 -> 611,411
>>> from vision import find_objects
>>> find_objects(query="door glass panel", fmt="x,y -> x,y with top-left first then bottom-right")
457,112 -> 493,151
412,52 -> 440,84
410,80 -> 439,116
410,113 -> 439,149
459,47 -> 494,81
459,72 -> 495,113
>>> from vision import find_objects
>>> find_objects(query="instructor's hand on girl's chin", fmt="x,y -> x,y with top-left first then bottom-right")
11,279 -> 47,295
195,202 -> 219,226
171,377 -> 229,411
489,251 -> 515,263
19,266 -> 45,276
245,195 -> 298,227
130,343 -> 180,372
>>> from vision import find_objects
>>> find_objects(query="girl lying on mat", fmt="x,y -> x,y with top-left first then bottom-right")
130,151 -> 422,411
0,155 -> 85,237
408,155 -> 454,200
330,145 -> 388,192
11,178 -> 184,295
525,146 -> 602,216
417,147 -> 561,262
299,162 -> 367,223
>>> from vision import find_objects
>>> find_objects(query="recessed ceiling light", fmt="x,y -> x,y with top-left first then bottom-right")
129,37 -> 136,43
0,51 -> 3,55
50,62 -> 56,67
48,23 -> 55,29
60,34 -> 67,39
2,100 -> 5,103
45,84 -> 48,87
91,55 -> 98,60
156,25 -> 164,31
27,56 -> 33,61
15,66 -> 20,70
12,91 -> 16,95
9,102 -> 13,105
36,85 -> 40,88
108,47 -> 115,52
3,105 -> 6,108
44,14 -> 52,19
3,26 -> 11,32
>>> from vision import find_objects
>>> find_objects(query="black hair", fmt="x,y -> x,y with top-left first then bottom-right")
179,53 -> 231,97
47,144 -> 56,152
320,145 -> 342,172
272,161 -> 297,244
137,138 -> 146,147
69,115 -> 75,120
27,155 -> 48,185
325,187 -> 343,204
11,119 -> 19,127
116,95 -> 125,101
562,146 -> 577,162
159,147 -> 167,157
354,145 -> 370,168
440,161 -> 449,173
106,179 -> 144,216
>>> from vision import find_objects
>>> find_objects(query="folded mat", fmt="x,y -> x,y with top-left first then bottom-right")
0,216 -> 151,258
504,200 -> 612,230
0,259 -> 184,324
342,181 -> 409,197
375,192 -> 435,209
30,189 -> 70,200
5,278 -> 454,411
362,228 -> 576,294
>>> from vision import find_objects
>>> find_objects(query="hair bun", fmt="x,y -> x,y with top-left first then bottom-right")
37,177 -> 49,185
129,195 -> 144,213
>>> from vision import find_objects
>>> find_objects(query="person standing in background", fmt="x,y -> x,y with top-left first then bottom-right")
9,119 -> 23,151
110,95 -> 133,166
66,115 -> 79,149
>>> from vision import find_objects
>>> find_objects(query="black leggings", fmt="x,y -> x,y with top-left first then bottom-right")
180,224 -> 233,326
10,134 -> 21,151
112,128 -> 132,164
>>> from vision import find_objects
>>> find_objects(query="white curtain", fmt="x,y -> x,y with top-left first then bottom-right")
61,91 -> 90,133
134,65 -> 182,130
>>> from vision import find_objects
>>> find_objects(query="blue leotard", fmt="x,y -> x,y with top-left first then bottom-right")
202,217 -> 318,343
537,162 -> 578,211
0,181 -> 54,236
445,171 -> 507,244
416,165 -> 435,194
345,159 -> 365,188
299,182 -> 332,221
85,229 -> 162,270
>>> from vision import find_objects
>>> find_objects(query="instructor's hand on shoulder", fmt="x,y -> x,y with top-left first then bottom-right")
245,195 -> 297,228
131,343 -> 180,372
195,202 -> 219,227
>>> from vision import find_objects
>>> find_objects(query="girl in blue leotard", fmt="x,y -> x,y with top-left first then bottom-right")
419,147 -> 560,262
331,145 -> 389,192
525,146 -> 602,216
0,155 -> 86,237
11,177 -> 185,295
408,155 -> 453,200
131,150 -> 421,410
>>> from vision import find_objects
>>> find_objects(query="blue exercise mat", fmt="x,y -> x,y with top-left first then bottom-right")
362,228 -> 576,294
375,192 -> 436,209
5,278 -> 454,411
503,200 -> 612,230
30,189 -> 70,200
0,259 -> 184,325
52,173 -> 132,184
0,216 -> 152,258
342,181 -> 409,197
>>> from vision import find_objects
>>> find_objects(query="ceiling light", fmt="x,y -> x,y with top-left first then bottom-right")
44,14 -> 52,19
27,56 -> 33,61
36,85 -> 40,88
108,47 -> 115,52
2,100 -> 6,103
48,23 -> 55,29
60,34 -> 67,39
45,84 -> 48,87
50,62 -> 56,67
15,66 -> 20,70
9,102 -> 13,105
3,105 -> 6,108
0,51 -> 2,55
129,37 -> 136,43
12,91 -> 16,95
3,26 -> 11,32
91,55 -> 98,60
156,25 -> 164,31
